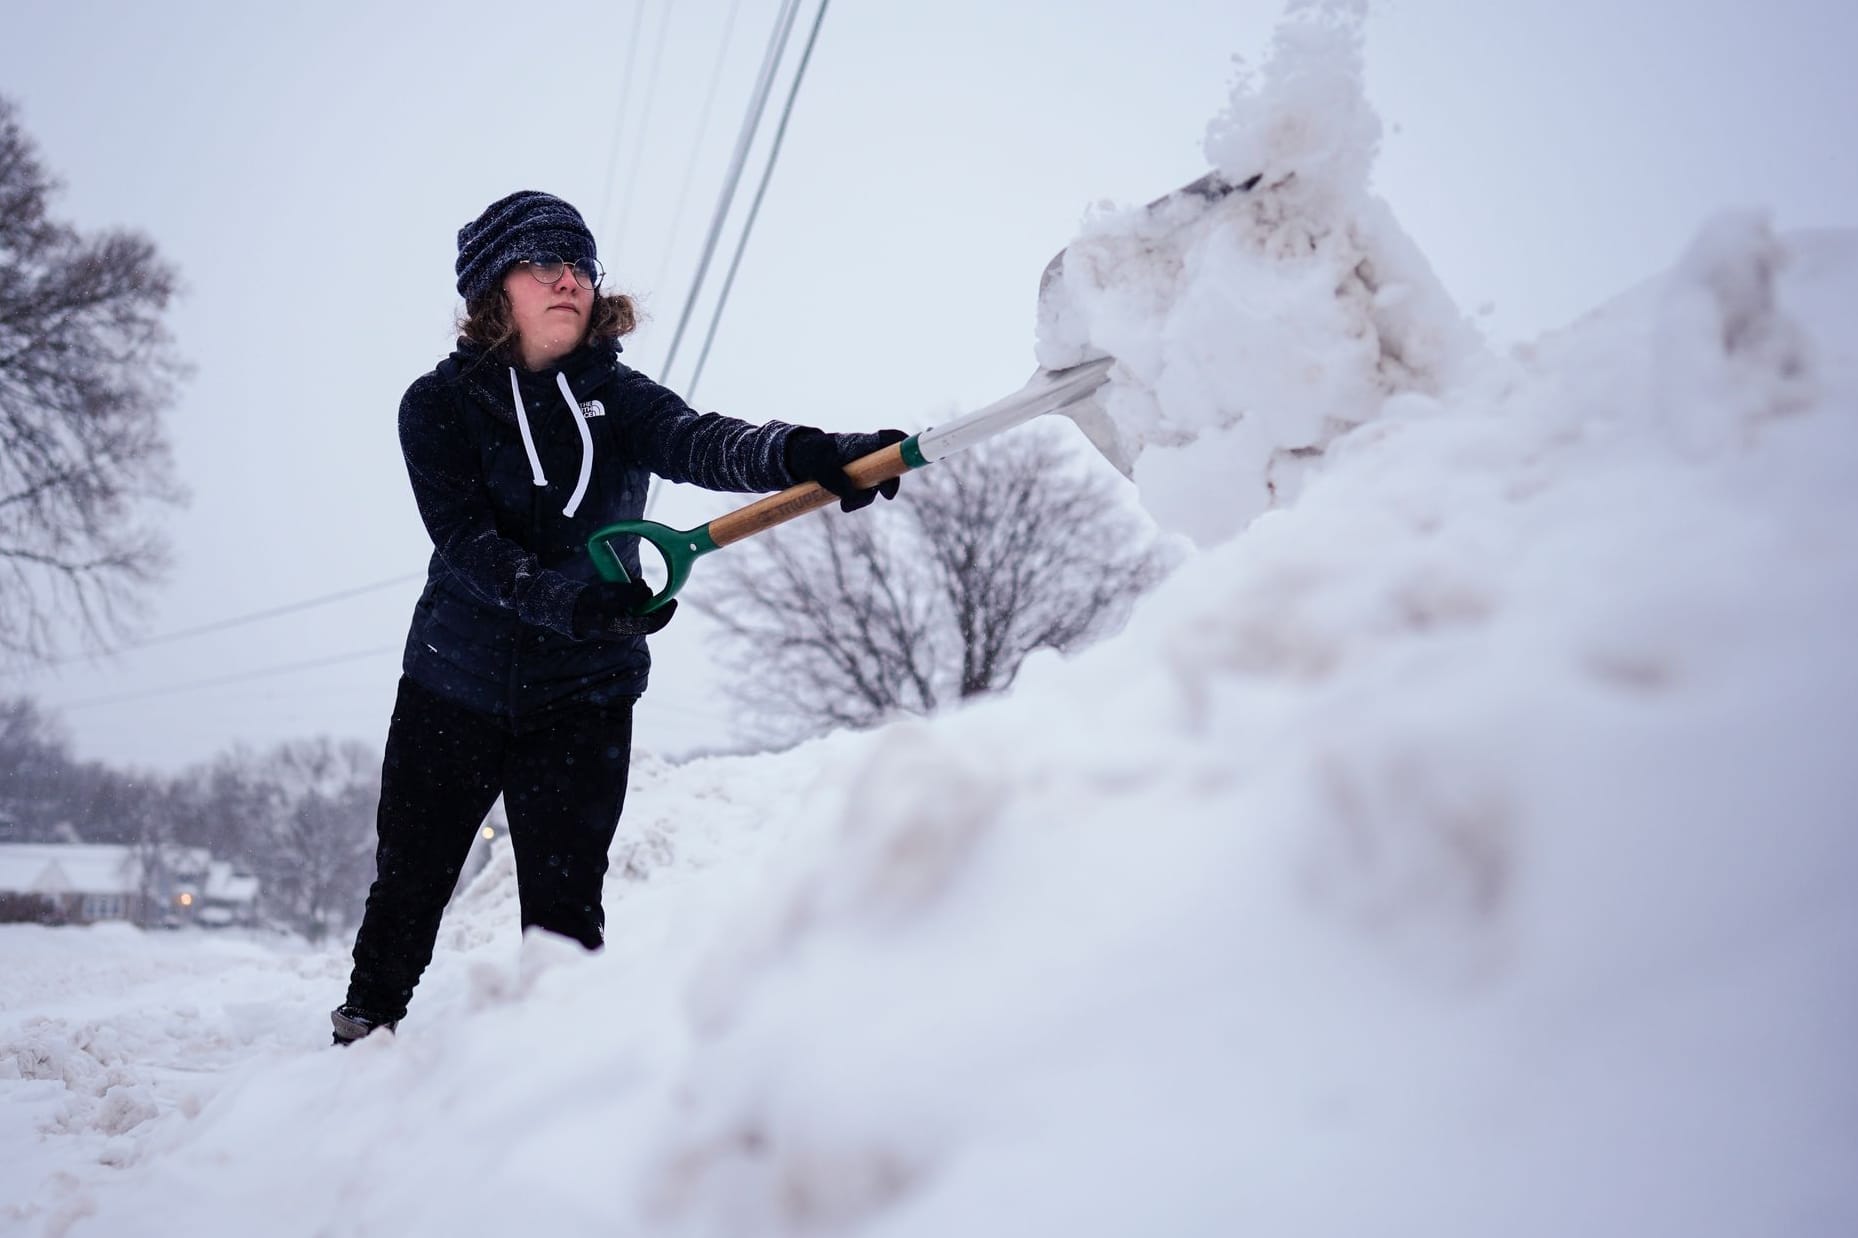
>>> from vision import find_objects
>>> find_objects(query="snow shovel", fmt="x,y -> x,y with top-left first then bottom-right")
587,171 -> 1254,614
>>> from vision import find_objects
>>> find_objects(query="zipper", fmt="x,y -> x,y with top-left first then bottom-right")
509,396 -> 548,719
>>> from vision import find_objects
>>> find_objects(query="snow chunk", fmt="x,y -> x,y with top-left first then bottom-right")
1037,0 -> 1481,545
1202,0 -> 1380,202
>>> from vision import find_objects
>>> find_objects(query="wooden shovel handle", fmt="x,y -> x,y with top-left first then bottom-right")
707,440 -> 913,548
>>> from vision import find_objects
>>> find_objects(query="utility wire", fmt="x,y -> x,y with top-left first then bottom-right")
6,573 -> 424,674
642,0 -> 803,521
660,0 -> 806,382
50,644 -> 734,721
55,645 -> 402,712
597,0 -> 649,244
652,0 -> 749,297
689,0 -> 832,399
612,0 -> 681,260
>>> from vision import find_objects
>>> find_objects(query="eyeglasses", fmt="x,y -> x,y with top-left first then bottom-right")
518,254 -> 604,290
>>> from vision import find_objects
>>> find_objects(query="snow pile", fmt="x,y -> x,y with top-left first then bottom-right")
1037,0 -> 1478,544
5,3 -> 1858,1236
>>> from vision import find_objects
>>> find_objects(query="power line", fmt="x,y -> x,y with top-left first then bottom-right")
597,0 -> 649,243
612,0 -> 682,260
659,0 -> 807,382
689,0 -> 832,399
652,0 -> 750,296
6,572 -> 424,675
55,645 -> 402,712
643,0 -> 805,522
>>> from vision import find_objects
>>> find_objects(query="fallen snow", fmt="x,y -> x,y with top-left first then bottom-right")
4,3 -> 1855,1235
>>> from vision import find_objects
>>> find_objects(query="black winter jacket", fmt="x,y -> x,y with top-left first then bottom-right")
397,338 -> 800,718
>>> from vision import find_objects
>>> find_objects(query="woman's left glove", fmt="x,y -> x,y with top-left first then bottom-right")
572,579 -> 676,640
784,427 -> 909,512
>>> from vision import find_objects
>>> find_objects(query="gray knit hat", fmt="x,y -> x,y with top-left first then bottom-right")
455,190 -> 598,304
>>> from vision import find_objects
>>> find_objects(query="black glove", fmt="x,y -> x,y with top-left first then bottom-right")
571,579 -> 677,640
783,427 -> 909,512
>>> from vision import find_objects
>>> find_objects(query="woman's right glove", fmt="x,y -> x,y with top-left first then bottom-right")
571,579 -> 677,640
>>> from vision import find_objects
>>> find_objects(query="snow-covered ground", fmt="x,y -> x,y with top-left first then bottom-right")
5,5 -> 1854,1235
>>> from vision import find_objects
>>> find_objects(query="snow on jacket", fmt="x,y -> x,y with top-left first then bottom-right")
397,337 -> 801,718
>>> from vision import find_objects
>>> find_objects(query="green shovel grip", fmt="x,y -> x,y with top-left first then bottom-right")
587,520 -> 719,614
585,433 -> 923,614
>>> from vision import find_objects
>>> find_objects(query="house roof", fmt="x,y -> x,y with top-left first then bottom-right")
0,845 -> 140,897
204,861 -> 260,904
0,844 -> 262,904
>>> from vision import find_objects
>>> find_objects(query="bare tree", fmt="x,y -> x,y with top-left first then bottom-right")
168,739 -> 379,940
0,94 -> 186,665
255,738 -> 379,942
694,424 -> 1171,745
175,749 -> 277,865
0,695 -> 73,839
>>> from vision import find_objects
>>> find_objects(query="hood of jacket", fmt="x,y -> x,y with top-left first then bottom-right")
438,336 -> 623,427
436,336 -> 626,520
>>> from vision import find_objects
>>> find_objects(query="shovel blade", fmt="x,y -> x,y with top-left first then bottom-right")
1058,394 -> 1136,478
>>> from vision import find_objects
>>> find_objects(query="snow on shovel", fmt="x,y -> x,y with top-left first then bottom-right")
587,171 -> 1256,614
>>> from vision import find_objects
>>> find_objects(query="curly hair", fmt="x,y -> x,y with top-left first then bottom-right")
455,285 -> 639,361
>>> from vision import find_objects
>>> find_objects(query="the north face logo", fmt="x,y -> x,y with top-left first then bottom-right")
580,399 -> 605,419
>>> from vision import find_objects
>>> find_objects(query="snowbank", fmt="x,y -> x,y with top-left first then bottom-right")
5,3 -> 1855,1236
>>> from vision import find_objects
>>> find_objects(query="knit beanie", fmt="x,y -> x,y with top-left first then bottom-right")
454,190 -> 599,305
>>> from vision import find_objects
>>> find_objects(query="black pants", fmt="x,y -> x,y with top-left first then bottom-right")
344,674 -> 637,1022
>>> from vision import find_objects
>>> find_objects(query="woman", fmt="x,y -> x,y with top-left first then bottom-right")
331,191 -> 901,1044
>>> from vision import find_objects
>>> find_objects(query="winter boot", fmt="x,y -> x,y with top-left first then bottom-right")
330,1004 -> 398,1046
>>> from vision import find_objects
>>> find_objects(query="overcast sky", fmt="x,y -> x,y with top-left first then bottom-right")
2,0 -> 1853,772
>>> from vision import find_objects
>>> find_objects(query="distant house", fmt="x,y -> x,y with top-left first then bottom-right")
196,859 -> 262,927
0,843 -> 261,928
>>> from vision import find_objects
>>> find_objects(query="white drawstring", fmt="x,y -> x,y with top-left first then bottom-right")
556,372 -> 594,519
505,366 -> 597,518
509,368 -> 547,488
